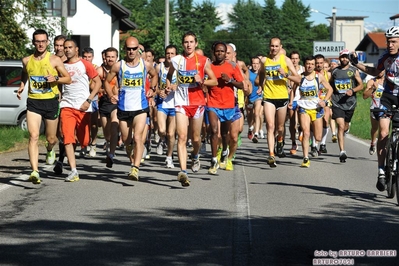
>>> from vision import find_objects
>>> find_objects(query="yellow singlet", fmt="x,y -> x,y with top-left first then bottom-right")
263,54 -> 289,99
26,52 -> 59,99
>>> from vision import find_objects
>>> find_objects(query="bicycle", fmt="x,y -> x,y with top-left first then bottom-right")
372,106 -> 399,204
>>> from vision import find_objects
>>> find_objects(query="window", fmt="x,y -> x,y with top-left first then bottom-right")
0,66 -> 22,87
46,0 -> 76,17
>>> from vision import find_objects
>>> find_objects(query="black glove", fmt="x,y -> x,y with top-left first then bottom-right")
349,53 -> 359,65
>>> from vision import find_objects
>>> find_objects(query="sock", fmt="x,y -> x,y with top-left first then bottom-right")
321,127 -> 329,145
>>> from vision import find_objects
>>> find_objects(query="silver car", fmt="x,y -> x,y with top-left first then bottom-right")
0,60 -> 44,133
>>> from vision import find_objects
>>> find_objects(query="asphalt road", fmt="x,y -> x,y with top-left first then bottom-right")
0,126 -> 398,266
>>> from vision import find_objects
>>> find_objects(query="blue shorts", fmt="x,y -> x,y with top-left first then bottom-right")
204,107 -> 209,125
208,107 -> 236,123
157,106 -> 176,117
232,106 -> 242,122
291,101 -> 298,111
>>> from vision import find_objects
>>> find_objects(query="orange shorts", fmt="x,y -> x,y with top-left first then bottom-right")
60,107 -> 91,147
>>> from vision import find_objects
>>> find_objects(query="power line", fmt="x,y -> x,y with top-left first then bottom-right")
334,8 -> 394,15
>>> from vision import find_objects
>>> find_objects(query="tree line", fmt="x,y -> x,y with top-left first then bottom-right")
0,0 -> 329,63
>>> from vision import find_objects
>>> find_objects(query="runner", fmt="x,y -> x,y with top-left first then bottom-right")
97,47 -> 119,168
165,31 -> 217,186
289,55 -> 333,167
288,51 -> 304,155
247,56 -> 263,143
60,39 -> 101,182
256,37 -> 299,167
314,54 -> 332,155
155,44 -> 178,168
208,41 -> 244,174
17,29 -> 71,184
104,36 -> 158,181
330,49 -> 363,163
363,71 -> 385,155
81,47 -> 100,157
350,26 -> 399,191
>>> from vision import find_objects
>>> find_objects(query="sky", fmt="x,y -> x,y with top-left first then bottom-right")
206,0 -> 399,31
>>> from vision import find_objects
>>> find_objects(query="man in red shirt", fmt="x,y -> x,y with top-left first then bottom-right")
208,41 -> 244,174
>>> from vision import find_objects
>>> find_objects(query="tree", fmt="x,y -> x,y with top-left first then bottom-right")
279,0 -> 313,56
0,0 -> 50,60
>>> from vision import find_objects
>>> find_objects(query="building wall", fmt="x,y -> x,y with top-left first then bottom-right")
66,0 -> 113,66
335,19 -> 364,51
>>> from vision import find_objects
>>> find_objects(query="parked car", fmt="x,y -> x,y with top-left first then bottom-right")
0,60 -> 44,133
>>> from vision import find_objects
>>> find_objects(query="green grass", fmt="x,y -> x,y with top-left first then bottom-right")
0,126 -> 30,152
350,88 -> 372,141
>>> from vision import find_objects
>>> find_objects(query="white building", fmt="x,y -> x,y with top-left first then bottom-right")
28,0 -> 136,65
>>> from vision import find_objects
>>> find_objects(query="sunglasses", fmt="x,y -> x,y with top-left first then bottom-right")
126,46 -> 139,51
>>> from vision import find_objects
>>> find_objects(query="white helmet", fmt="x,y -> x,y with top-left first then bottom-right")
385,26 -> 399,38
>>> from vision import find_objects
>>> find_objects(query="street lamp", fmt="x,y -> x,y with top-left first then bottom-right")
310,8 -> 337,42
332,7 -> 337,42
165,0 -> 169,48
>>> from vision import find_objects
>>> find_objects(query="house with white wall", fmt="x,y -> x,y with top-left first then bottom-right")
355,32 -> 387,66
27,0 -> 136,65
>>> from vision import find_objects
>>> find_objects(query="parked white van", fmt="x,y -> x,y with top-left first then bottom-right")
0,60 -> 46,134
0,60 -> 28,130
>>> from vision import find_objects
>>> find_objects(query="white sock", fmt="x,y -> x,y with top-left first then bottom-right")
321,127 -> 329,145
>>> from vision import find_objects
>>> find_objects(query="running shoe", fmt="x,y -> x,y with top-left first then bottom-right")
177,171 -> 190,187
208,159 -> 219,175
237,134 -> 242,147
219,158 -> 227,170
276,141 -> 285,158
106,154 -> 114,168
267,156 -> 277,168
46,148 -> 56,165
216,147 -> 222,161
126,143 -> 134,158
331,134 -> 338,143
252,134 -> 259,143
290,143 -> 298,155
128,167 -> 139,181
53,161 -> 63,175
298,132 -> 303,142
339,151 -> 347,163
165,157 -> 174,168
301,157 -> 310,168
187,139 -> 193,148
319,144 -> 327,154
29,170 -> 41,184
369,144 -> 376,155
259,130 -> 265,139
89,144 -> 96,157
156,141 -> 164,155
310,146 -> 319,158
65,171 -> 79,182
191,155 -> 201,173
247,130 -> 253,140
225,159 -> 234,171
79,147 -> 87,158
376,172 -> 386,192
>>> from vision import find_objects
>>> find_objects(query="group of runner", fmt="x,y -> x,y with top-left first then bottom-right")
17,26 -> 399,192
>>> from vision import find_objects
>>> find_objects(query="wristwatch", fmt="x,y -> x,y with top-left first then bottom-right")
86,98 -> 92,104
55,76 -> 59,82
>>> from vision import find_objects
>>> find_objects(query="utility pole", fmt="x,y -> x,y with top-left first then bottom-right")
165,0 -> 169,48
61,0 -> 68,35
332,7 -> 337,42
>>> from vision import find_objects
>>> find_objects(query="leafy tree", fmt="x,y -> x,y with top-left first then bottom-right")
279,0 -> 313,56
262,0 -> 281,40
0,0 -> 52,60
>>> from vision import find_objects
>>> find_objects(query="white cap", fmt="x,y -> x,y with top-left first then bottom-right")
228,43 -> 236,51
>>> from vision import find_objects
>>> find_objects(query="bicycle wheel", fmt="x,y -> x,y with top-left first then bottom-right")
386,139 -> 395,198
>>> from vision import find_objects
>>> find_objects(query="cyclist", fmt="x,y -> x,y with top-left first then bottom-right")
350,26 -> 399,191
